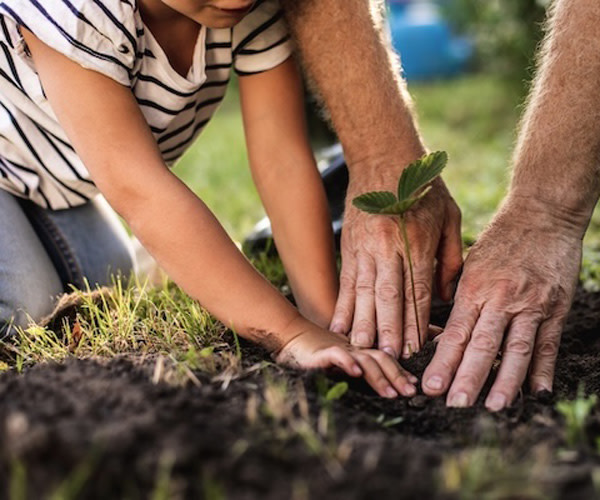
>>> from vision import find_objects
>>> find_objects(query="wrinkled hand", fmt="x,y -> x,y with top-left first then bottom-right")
330,177 -> 462,359
423,198 -> 583,411
275,319 -> 418,398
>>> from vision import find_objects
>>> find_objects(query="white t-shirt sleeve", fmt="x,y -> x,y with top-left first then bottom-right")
0,0 -> 139,86
232,0 -> 293,75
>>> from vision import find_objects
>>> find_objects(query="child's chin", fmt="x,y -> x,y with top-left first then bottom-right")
204,19 -> 244,28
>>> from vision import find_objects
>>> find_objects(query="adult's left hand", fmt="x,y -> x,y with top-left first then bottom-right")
329,176 -> 462,360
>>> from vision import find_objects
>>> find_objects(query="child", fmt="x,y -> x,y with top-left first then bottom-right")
0,0 -> 417,398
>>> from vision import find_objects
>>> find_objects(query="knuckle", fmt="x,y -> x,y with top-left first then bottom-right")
377,325 -> 397,340
454,373 -> 479,391
355,280 -> 375,295
536,339 -> 559,358
375,282 -> 401,302
470,331 -> 501,354
504,337 -> 533,357
439,328 -> 470,349
353,319 -> 375,333
339,275 -> 356,291
407,279 -> 431,304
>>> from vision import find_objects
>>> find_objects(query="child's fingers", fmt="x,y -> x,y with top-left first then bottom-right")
352,352 -> 400,398
365,349 -> 417,396
321,347 -> 363,377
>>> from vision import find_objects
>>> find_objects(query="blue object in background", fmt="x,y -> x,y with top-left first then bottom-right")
387,0 -> 472,81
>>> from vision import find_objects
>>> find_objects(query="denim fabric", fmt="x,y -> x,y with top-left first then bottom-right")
0,189 -> 135,336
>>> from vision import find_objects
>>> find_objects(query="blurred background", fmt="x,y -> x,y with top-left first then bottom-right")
172,0 -> 600,289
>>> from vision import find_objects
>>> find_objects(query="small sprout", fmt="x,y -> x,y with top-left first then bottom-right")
556,384 -> 598,448
325,382 -> 348,402
352,151 -> 448,343
375,414 -> 404,428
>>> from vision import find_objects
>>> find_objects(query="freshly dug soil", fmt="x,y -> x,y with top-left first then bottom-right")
1,288 -> 600,499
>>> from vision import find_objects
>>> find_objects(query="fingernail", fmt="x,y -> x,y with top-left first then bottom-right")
425,376 -> 443,391
352,364 -> 362,376
402,342 -> 414,359
448,392 -> 469,408
486,393 -> 507,412
385,387 -> 398,398
330,323 -> 344,334
533,383 -> 551,395
409,375 -> 419,384
382,347 -> 397,359
404,384 -> 417,397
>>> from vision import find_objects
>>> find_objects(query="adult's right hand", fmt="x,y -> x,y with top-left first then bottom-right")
422,195 -> 585,411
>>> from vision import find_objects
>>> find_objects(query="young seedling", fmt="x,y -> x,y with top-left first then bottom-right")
352,151 -> 448,344
556,384 -> 598,449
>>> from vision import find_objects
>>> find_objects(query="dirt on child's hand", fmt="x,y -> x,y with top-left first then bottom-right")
275,327 -> 418,399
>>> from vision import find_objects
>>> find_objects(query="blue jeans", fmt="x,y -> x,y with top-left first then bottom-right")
0,189 -> 135,336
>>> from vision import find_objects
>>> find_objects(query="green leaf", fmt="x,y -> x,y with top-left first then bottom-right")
325,382 -> 348,402
352,191 -> 397,214
397,151 -> 447,202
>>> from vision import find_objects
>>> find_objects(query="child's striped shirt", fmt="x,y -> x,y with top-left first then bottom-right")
0,0 -> 292,209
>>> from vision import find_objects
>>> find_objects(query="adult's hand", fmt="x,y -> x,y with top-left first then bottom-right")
329,175 -> 462,360
422,196 -> 583,411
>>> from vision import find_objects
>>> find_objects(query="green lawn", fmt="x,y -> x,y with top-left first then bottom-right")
174,73 -> 600,275
174,74 -> 520,243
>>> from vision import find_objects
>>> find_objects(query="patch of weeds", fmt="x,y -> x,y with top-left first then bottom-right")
556,385 -> 598,449
440,446 -> 549,500
1,275 -> 236,383
374,414 -> 404,429
255,375 -> 351,478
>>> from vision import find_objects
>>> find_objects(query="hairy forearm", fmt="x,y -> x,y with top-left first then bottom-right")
280,0 -> 425,182
113,172 -> 301,351
509,0 -> 600,232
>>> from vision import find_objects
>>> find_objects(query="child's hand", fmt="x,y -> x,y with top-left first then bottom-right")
275,325 -> 418,398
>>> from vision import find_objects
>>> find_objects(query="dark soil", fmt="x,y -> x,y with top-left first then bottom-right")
1,288 -> 600,499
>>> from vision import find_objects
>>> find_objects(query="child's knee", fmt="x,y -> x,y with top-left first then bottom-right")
0,280 -> 62,337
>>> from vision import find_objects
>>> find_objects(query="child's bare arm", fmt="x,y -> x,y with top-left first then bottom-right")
22,29 -> 417,398
239,58 -> 337,329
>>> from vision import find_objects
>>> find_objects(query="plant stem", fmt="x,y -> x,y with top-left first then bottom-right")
398,215 -> 421,347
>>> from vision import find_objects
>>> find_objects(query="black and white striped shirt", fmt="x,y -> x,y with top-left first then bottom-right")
0,0 -> 292,209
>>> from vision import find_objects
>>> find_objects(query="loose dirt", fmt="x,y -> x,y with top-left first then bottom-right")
1,288 -> 600,499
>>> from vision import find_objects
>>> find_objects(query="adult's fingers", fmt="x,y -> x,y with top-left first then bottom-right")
529,315 -> 564,394
349,257 -> 377,348
330,264 -> 357,335
374,253 -> 404,359
402,257 -> 434,358
446,306 -> 512,407
422,300 -> 480,396
485,313 -> 540,412
435,204 -> 463,302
